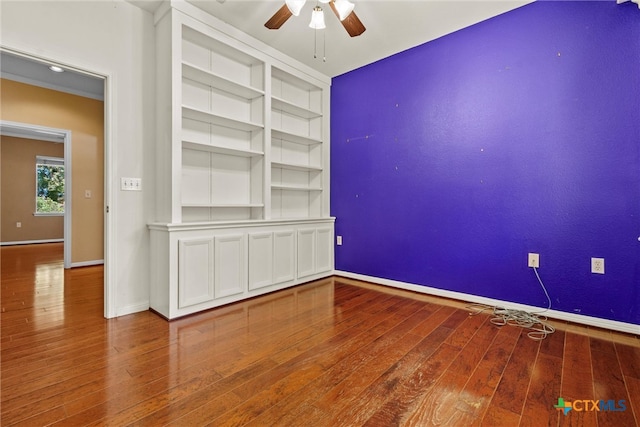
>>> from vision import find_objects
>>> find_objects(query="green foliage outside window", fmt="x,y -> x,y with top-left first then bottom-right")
36,164 -> 65,213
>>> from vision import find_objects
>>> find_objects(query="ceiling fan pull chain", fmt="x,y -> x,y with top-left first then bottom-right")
313,27 -> 317,59
323,29 -> 326,62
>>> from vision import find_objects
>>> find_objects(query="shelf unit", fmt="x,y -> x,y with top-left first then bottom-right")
179,23 -> 266,222
151,3 -> 333,319
270,66 -> 325,220
154,11 -> 330,224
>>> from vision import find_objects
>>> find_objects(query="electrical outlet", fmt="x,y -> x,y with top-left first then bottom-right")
591,257 -> 605,274
528,253 -> 539,268
85,190 -> 92,199
16,222 -> 21,228
336,235 -> 343,246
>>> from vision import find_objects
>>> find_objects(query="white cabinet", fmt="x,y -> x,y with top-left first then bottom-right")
248,232 -> 273,290
214,234 -> 246,298
178,238 -> 214,308
316,227 -> 333,273
150,2 -> 334,319
150,219 -> 334,319
247,228 -> 296,291
297,226 -> 334,279
297,228 -> 316,279
273,230 -> 296,284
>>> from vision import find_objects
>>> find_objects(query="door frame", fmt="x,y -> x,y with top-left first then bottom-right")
1,47 -> 115,318
0,120 -> 73,268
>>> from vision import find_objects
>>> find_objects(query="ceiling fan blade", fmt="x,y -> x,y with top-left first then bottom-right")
329,2 -> 366,37
265,4 -> 293,30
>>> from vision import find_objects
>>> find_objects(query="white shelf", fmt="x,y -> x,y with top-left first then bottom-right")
183,140 -> 263,157
272,184 -> 323,192
182,106 -> 264,131
182,62 -> 264,100
272,96 -> 322,119
272,128 -> 322,146
271,161 -> 322,172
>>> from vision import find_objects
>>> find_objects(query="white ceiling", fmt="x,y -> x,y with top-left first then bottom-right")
1,1 -> 534,99
141,0 -> 534,78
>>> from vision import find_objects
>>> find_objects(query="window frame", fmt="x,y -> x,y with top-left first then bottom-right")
34,155 -> 65,217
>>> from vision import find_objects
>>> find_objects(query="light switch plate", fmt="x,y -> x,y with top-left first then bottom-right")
121,177 -> 142,191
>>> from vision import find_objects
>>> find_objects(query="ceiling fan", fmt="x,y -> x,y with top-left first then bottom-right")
265,0 -> 366,37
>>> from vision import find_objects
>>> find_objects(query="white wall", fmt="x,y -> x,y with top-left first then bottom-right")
0,0 -> 156,317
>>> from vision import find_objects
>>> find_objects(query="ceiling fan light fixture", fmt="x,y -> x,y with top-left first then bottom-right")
309,6 -> 326,29
285,0 -> 306,16
334,0 -> 355,21
318,0 -> 330,3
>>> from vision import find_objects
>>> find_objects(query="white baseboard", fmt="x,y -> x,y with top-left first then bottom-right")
117,301 -> 150,318
70,259 -> 104,268
1,238 -> 64,246
334,270 -> 640,336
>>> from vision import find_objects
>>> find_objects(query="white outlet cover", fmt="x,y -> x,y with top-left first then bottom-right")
591,257 -> 605,274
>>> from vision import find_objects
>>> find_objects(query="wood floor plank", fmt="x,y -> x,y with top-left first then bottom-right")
326,326 -> 457,426
0,392 -> 65,426
243,306 -> 440,427
2,243 -> 638,427
590,337 -> 636,427
442,310 -> 488,350
540,327 -> 565,359
130,357 -> 278,426
456,322 -> 522,426
481,406 -> 521,427
486,329 -> 540,416
232,299 -> 425,404
5,405 -> 67,427
398,324 -> 498,426
519,353 -> 562,427
615,342 -> 640,379
559,332 -> 597,427
623,375 -> 640,426
263,295 -> 414,368
408,371 -> 474,426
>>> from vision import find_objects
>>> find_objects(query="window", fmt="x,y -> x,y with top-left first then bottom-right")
36,156 -> 65,215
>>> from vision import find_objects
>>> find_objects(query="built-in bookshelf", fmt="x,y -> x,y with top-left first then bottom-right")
150,3 -> 333,319
271,66 -> 325,219
180,25 -> 266,222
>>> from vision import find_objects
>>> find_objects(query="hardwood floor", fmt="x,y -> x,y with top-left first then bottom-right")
1,243 -> 639,426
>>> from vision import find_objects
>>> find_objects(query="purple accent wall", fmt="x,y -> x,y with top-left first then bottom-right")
331,1 -> 640,325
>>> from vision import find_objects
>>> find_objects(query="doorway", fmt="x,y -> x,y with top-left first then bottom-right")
0,121 -> 72,268
0,48 -> 111,317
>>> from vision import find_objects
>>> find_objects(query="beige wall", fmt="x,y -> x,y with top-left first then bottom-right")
0,79 -> 104,263
1,136 -> 65,242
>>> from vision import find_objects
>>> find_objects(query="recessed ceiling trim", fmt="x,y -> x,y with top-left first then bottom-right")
0,120 -> 67,143
1,47 -> 105,101
1,71 -> 104,101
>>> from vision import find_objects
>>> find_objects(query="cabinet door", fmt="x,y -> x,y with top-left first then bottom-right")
273,230 -> 295,284
248,232 -> 273,290
214,234 -> 246,298
178,238 -> 215,308
297,228 -> 316,279
316,227 -> 333,273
